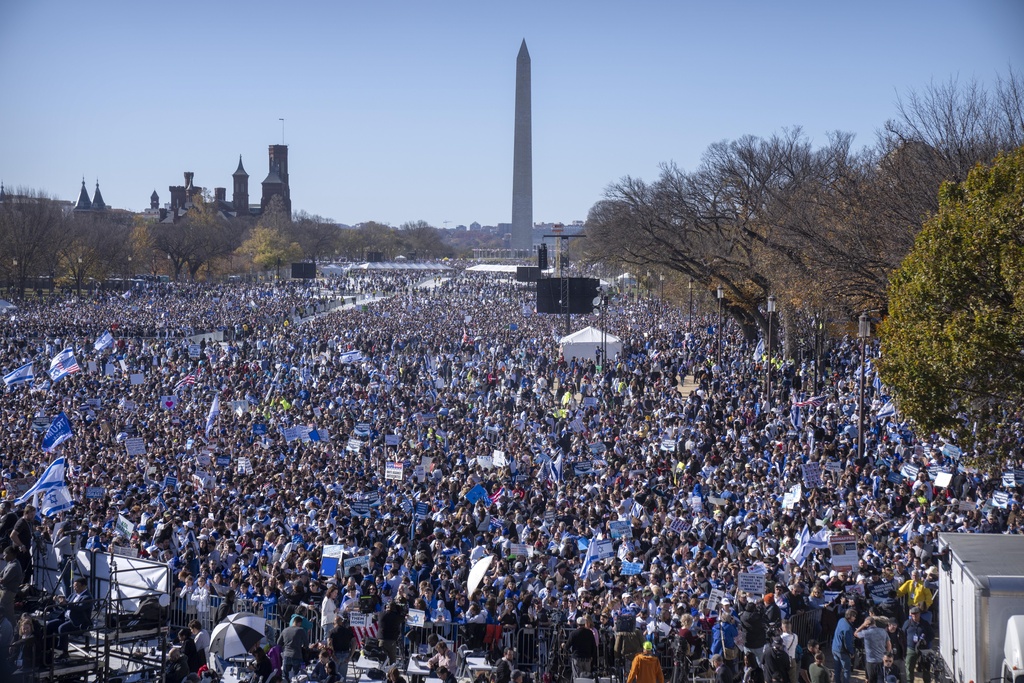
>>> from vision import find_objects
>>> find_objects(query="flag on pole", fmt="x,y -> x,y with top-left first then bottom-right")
206,394 -> 221,437
789,524 -> 830,566
48,348 -> 81,382
16,456 -> 69,504
877,400 -> 896,419
41,412 -> 73,452
40,485 -> 75,516
337,350 -> 363,364
94,331 -> 114,352
752,339 -> 765,361
578,536 -> 598,578
3,361 -> 35,388
791,405 -> 802,430
174,372 -> 197,392
551,452 -> 564,485
793,395 -> 826,408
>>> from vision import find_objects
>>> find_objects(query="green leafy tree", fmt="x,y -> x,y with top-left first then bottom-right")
236,226 -> 303,271
878,146 -> 1024,448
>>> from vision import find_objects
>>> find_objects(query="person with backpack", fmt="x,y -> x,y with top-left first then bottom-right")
765,637 -> 791,683
778,619 -> 800,683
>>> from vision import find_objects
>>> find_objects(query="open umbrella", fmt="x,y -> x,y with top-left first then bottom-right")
210,612 -> 267,660
468,555 -> 493,597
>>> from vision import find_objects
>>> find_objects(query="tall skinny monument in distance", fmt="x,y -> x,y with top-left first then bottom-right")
511,39 -> 533,251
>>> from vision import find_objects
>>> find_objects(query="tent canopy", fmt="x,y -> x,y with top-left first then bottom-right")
558,326 -> 622,361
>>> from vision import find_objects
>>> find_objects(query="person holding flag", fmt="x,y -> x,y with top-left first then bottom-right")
3,361 -> 34,388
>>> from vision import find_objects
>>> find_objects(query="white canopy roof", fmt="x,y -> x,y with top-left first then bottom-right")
558,326 -> 620,344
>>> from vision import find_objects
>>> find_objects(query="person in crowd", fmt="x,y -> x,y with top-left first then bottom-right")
626,640 -> 665,683
903,607 -> 934,683
278,614 -> 309,682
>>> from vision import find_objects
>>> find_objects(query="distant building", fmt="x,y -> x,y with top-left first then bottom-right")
154,144 -> 291,223
73,178 -> 108,214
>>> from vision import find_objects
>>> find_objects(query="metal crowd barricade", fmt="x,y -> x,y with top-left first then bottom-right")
789,608 -> 822,646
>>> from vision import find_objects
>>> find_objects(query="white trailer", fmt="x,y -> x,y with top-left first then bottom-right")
938,534 -> 1024,683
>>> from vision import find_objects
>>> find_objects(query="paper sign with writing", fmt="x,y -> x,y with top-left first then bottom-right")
86,486 -> 106,499
510,543 -> 531,558
609,520 -> 632,539
385,462 -> 404,481
125,437 -> 146,456
802,462 -> 823,488
830,532 -> 859,571
737,572 -> 767,595
620,561 -> 643,576
385,434 -> 401,446
342,555 -> 370,572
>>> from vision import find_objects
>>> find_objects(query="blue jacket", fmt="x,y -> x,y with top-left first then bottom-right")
711,620 -> 738,655
832,617 -> 854,656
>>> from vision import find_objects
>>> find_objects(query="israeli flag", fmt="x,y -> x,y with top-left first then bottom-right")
41,412 -> 73,453
40,485 -> 75,516
877,401 -> 896,419
94,331 -> 114,352
791,405 -> 802,430
48,348 -> 80,382
16,456 -> 68,504
338,350 -> 363,364
752,339 -> 765,361
205,394 -> 220,437
3,361 -> 35,388
551,452 -> 564,484
578,536 -> 598,578
789,524 -> 830,566
631,501 -> 645,518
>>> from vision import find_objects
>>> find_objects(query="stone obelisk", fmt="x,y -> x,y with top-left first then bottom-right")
511,39 -> 533,252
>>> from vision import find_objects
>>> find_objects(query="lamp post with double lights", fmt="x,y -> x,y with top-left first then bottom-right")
766,295 -> 776,411
716,285 -> 725,367
857,313 -> 871,462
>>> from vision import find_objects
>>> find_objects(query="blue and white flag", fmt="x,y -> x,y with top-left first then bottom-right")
41,411 -> 73,453
16,456 -> 68,504
40,485 -> 75,516
789,524 -> 830,566
94,331 -> 114,352
752,339 -> 765,361
3,362 -> 35,388
877,400 -> 896,419
338,350 -> 363,364
551,452 -> 564,484
631,501 -> 645,518
205,394 -> 220,437
578,536 -> 598,578
48,348 -> 80,382
791,405 -> 802,430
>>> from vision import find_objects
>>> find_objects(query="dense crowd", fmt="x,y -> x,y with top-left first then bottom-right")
0,267 -> 1021,683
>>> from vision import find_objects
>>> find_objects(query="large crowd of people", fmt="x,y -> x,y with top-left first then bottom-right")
0,265 -> 1021,683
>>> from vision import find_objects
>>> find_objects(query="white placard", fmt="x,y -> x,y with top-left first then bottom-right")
130,373 -> 144,385
737,572 -> 767,596
385,462 -> 404,481
125,437 -> 146,456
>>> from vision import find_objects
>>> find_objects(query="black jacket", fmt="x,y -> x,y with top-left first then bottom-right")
567,627 -> 598,660
740,609 -> 767,649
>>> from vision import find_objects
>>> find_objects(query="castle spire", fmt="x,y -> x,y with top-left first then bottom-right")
74,177 -> 92,211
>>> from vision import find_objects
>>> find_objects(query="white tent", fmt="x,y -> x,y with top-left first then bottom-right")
616,272 -> 636,285
559,326 -> 621,361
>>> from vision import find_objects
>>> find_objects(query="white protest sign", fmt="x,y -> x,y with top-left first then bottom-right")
802,462 -> 823,488
385,462 -> 404,481
385,434 -> 400,446
125,437 -> 146,456
737,572 -> 767,596
829,532 -> 859,571
130,373 -> 144,385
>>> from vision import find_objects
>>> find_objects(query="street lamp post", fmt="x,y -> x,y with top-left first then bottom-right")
688,279 -> 694,332
77,257 -> 83,297
659,274 -> 665,301
766,295 -> 776,411
716,285 -> 725,368
11,258 -> 17,297
857,313 -> 872,462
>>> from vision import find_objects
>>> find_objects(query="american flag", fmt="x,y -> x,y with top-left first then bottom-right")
793,395 -> 826,408
489,486 -> 505,504
352,620 -> 380,648
174,372 -> 197,391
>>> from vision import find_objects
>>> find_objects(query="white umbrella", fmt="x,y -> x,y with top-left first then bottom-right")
210,612 -> 267,660
468,554 -> 494,597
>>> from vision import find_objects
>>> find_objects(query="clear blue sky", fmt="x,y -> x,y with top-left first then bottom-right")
1,0 -> 1021,228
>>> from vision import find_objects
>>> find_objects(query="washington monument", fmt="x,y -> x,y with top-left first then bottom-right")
511,39 -> 533,251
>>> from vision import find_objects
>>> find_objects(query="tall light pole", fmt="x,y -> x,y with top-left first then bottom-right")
659,273 -> 665,301
766,295 -> 776,411
688,278 -> 694,333
857,313 -> 871,462
716,285 -> 725,368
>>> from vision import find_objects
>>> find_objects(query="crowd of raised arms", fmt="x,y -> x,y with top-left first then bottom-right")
0,266 -> 1021,683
